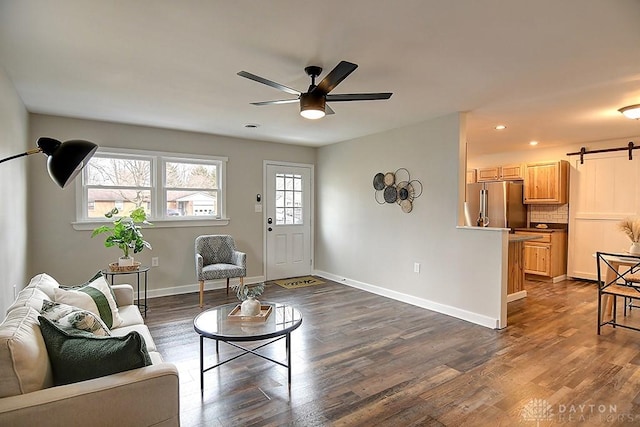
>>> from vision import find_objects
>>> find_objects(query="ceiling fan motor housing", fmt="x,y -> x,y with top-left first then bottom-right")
300,91 -> 326,113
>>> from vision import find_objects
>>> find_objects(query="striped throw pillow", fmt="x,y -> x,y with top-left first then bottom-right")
53,275 -> 123,329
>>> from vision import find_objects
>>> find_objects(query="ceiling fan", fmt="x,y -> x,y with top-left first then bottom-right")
237,61 -> 392,119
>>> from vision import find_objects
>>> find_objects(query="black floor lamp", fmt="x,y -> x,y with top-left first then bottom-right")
0,137 -> 98,188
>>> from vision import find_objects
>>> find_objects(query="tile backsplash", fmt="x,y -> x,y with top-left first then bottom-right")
528,204 -> 569,224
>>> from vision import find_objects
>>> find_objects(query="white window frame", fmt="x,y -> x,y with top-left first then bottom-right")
73,147 -> 228,230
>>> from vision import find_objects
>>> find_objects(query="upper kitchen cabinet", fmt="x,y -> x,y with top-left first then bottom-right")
500,164 -> 524,180
477,166 -> 500,181
523,160 -> 569,204
477,164 -> 524,182
466,169 -> 477,184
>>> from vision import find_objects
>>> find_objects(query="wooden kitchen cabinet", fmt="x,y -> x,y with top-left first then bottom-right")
500,164 -> 524,180
477,164 -> 523,182
523,160 -> 569,204
466,169 -> 477,184
477,167 -> 500,182
514,230 -> 567,282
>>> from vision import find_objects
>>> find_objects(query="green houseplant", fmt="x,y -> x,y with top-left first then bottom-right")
91,207 -> 152,268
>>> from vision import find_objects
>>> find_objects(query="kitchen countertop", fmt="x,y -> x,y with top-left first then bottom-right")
509,234 -> 543,242
513,227 -> 567,233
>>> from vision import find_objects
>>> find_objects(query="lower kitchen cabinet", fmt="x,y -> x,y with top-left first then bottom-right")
514,229 -> 567,282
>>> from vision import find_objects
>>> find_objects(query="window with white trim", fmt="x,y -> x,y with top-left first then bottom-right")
77,148 -> 226,222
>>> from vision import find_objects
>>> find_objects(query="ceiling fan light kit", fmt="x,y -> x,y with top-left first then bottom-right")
300,92 -> 326,119
619,104 -> 640,120
238,60 -> 392,120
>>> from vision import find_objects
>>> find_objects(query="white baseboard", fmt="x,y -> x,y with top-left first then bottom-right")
146,275 -> 265,299
313,270 -> 500,330
552,274 -> 567,283
507,290 -> 527,303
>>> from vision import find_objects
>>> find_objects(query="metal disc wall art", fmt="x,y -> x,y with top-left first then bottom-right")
372,168 -> 423,213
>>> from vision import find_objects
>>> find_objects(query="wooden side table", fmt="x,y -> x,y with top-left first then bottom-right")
102,266 -> 149,317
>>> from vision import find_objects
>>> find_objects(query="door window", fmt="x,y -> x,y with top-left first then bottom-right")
275,173 -> 303,225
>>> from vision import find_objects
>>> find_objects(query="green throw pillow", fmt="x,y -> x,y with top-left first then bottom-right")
38,316 -> 152,386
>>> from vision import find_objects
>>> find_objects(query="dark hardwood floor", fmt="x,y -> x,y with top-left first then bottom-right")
145,278 -> 640,426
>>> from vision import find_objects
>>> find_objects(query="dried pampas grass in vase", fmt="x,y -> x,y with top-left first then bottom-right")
619,217 -> 640,254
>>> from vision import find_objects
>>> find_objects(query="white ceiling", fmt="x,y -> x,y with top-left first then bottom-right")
1,0 -> 639,156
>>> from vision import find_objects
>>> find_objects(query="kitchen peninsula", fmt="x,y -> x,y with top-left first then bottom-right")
508,234 -> 542,302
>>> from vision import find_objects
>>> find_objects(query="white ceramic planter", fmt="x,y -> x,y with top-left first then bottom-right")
118,256 -> 134,266
240,297 -> 261,316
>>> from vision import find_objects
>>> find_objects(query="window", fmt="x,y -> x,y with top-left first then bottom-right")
275,173 -> 303,225
164,160 -> 219,217
77,148 -> 226,223
83,153 -> 152,219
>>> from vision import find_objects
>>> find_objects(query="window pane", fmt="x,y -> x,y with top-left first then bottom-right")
285,191 -> 294,207
166,190 -> 217,216
165,162 -> 217,189
86,157 -> 151,187
87,189 -> 151,218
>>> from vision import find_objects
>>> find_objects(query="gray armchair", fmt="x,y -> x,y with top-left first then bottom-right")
195,235 -> 246,307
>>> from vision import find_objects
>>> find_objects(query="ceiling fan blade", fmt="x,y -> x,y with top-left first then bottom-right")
237,71 -> 301,96
314,61 -> 358,94
250,99 -> 299,106
326,93 -> 393,102
326,104 -> 335,115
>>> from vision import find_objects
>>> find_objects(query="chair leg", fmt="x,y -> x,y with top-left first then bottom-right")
226,278 -> 230,295
597,291 -> 602,335
199,280 -> 204,308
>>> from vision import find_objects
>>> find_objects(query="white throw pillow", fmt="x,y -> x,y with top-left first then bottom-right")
26,273 -> 60,300
40,301 -> 111,336
53,276 -> 123,329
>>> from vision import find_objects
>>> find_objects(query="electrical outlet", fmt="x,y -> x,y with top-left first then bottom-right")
414,262 -> 420,273
151,257 -> 159,267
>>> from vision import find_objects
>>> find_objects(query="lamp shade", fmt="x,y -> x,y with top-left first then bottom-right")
300,92 -> 326,119
37,137 -> 98,188
618,104 -> 640,120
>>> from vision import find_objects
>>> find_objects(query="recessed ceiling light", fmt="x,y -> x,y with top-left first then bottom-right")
244,123 -> 260,128
529,141 -> 538,146
495,125 -> 506,130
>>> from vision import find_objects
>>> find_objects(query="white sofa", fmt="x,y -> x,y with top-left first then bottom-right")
0,273 -> 180,426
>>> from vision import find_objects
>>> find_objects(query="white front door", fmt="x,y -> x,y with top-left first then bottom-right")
265,162 -> 313,280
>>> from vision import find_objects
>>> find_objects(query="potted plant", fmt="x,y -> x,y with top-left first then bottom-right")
236,282 -> 265,316
91,207 -> 152,269
619,217 -> 640,255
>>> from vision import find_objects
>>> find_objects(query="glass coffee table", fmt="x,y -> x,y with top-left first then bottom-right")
193,301 -> 302,394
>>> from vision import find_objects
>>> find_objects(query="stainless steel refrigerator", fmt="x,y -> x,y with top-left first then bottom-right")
464,181 -> 526,229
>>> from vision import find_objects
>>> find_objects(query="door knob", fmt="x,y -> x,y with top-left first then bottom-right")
267,217 -> 273,225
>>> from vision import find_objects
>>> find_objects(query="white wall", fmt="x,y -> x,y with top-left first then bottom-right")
316,113 -> 507,329
0,66 -> 29,314
27,114 -> 316,297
